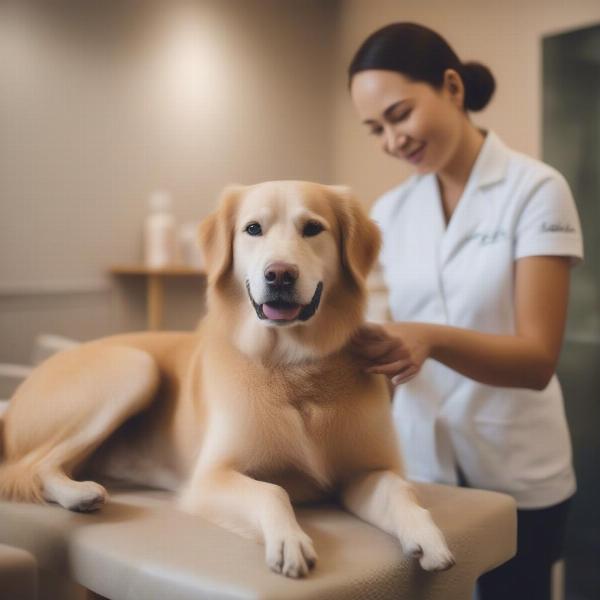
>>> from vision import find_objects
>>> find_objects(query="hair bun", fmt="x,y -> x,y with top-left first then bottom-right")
461,62 -> 496,112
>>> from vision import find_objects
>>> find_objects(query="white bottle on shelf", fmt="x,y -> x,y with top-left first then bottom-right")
178,222 -> 204,270
144,190 -> 177,269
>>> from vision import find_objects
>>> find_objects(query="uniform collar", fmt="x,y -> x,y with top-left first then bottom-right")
471,130 -> 510,189
415,130 -> 509,192
424,130 -> 510,265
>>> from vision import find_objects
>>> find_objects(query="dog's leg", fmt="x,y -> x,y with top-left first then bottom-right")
341,469 -> 455,571
2,346 -> 159,511
179,468 -> 317,578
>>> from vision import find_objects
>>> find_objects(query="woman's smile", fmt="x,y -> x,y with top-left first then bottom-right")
404,142 -> 427,164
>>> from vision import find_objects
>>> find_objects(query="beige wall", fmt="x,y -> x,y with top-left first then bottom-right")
0,0 -> 338,362
332,0 -> 600,204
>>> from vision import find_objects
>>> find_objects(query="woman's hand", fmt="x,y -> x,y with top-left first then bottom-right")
350,322 -> 432,386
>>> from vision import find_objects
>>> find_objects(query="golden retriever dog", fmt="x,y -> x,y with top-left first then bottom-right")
0,181 -> 454,577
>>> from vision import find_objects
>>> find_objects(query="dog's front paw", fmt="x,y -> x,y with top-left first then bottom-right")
399,512 -> 455,572
66,481 -> 108,513
415,540 -> 455,572
265,529 -> 317,578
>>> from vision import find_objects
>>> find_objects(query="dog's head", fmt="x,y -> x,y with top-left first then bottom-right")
199,181 -> 380,363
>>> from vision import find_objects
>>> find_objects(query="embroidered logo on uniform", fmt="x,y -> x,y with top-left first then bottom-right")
466,230 -> 507,245
541,222 -> 575,233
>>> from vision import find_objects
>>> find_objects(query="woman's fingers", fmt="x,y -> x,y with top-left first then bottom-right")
351,324 -> 388,343
359,340 -> 397,359
366,360 -> 420,385
352,338 -> 403,360
365,358 -> 413,376
391,366 -> 419,386
350,324 -> 420,386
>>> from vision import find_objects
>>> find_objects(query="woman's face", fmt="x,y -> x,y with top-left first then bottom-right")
350,69 -> 465,174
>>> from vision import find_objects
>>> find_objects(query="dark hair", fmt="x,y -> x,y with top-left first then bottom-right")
348,23 -> 495,112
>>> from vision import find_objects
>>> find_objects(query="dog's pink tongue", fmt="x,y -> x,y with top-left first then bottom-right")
262,303 -> 301,321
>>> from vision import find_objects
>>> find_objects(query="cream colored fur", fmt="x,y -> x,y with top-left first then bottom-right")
0,181 -> 454,577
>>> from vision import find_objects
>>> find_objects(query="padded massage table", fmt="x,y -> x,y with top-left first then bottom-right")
0,481 -> 515,600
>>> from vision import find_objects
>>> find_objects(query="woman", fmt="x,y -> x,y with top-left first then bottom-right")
348,22 -> 581,600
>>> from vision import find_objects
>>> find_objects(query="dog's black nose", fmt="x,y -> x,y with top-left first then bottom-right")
264,262 -> 299,287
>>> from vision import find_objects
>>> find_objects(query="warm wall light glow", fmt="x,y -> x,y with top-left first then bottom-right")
152,4 -> 230,121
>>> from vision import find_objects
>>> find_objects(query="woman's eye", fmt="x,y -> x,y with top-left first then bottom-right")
391,109 -> 411,122
369,127 -> 383,136
245,222 -> 262,236
303,221 -> 324,237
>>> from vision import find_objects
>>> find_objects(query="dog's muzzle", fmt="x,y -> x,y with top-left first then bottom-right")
246,280 -> 323,324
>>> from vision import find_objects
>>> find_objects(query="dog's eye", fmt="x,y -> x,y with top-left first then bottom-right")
303,221 -> 324,237
245,222 -> 262,236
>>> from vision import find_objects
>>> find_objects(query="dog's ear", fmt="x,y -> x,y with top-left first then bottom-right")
327,185 -> 381,290
199,185 -> 244,288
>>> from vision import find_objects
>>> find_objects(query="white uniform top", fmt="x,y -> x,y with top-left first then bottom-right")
370,131 -> 583,509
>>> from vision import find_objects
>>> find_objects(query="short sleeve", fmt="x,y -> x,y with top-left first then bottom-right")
514,174 -> 583,265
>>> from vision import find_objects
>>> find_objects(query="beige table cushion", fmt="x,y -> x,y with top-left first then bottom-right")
0,542 -> 38,600
0,482 -> 516,600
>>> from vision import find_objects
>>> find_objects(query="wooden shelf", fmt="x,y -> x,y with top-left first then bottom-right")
109,265 -> 206,330
110,265 -> 205,276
